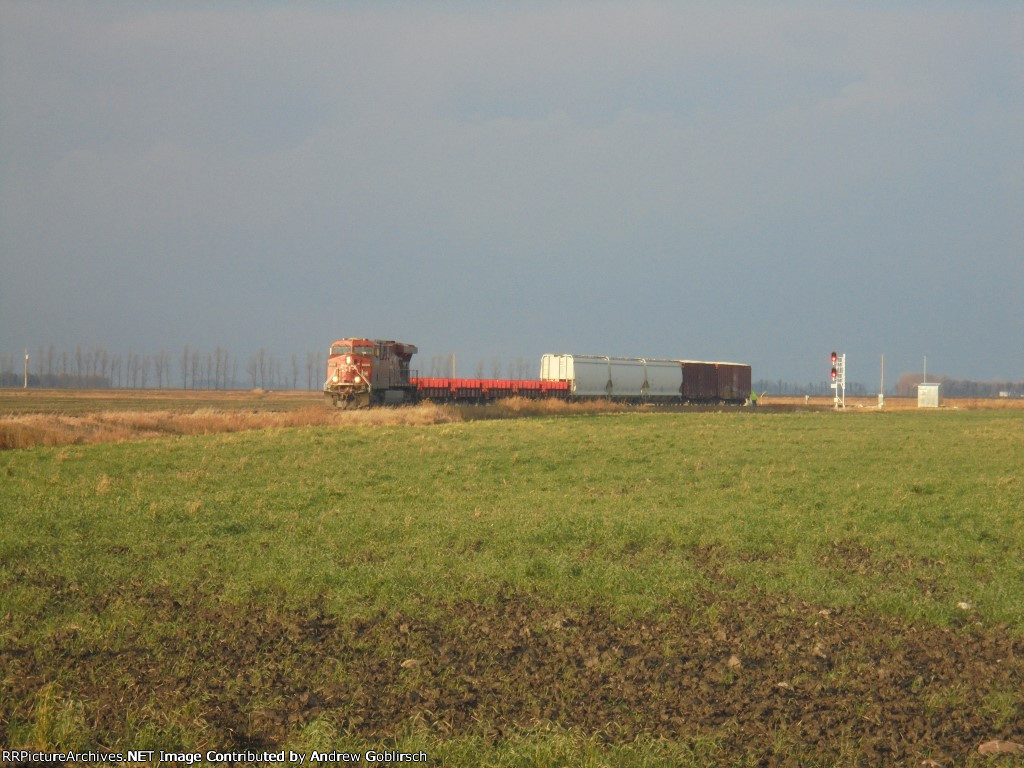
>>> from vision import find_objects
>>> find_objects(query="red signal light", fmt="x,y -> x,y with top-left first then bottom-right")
831,367 -> 837,382
831,351 -> 837,366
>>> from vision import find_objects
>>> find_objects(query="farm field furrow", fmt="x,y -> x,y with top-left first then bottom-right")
1,403 -> 1022,766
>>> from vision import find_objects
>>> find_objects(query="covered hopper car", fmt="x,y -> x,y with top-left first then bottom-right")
324,338 -> 751,407
539,354 -> 686,401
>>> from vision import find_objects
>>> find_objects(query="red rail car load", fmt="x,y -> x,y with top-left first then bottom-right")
409,378 -> 570,403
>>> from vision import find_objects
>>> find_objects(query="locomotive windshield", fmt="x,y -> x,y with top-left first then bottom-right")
329,343 -> 375,356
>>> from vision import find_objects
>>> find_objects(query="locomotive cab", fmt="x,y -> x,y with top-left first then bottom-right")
324,338 -> 418,408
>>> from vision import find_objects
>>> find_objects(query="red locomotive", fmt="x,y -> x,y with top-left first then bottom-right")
324,338 -> 418,408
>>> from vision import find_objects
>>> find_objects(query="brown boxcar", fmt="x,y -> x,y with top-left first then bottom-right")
680,361 -> 719,402
715,363 -> 752,403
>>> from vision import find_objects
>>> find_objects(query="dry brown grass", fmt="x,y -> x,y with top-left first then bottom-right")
4,388 -> 1023,450
0,402 -> 462,450
0,396 -> 633,450
482,396 -> 627,417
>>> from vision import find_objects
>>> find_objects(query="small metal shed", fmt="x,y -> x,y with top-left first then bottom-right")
917,383 -> 942,408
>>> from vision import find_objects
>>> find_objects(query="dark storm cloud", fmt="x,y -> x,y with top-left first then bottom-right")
2,2 -> 1022,384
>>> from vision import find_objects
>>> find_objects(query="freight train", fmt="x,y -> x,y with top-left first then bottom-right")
323,337 -> 751,408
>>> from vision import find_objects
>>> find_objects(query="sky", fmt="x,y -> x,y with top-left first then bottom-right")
2,1 -> 1022,387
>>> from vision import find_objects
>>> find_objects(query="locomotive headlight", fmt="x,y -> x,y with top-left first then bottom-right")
354,375 -> 361,383
332,375 -> 339,383
346,355 -> 353,364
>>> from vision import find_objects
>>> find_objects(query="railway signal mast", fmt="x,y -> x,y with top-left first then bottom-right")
830,350 -> 846,409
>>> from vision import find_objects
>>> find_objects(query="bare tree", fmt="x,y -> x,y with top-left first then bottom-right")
126,351 -> 138,388
93,346 -> 106,381
181,344 -> 190,389
110,355 -> 123,388
247,353 -> 259,388
271,355 -> 282,390
98,348 -> 110,385
153,350 -> 169,388
428,355 -> 443,377
306,351 -> 318,390
512,356 -> 532,379
255,348 -> 267,389
213,347 -> 224,389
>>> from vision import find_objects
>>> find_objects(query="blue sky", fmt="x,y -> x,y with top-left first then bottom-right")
2,1 -> 1022,386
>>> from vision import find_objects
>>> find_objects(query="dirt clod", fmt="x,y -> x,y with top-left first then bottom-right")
978,740 -> 1024,755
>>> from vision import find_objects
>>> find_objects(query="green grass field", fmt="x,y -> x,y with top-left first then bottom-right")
2,408 -> 1022,766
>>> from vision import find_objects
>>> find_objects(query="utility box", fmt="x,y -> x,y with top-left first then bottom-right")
917,383 -> 941,408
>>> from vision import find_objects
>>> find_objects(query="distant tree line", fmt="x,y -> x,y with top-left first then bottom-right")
0,345 -> 328,391
10,348 -> 1020,397
893,373 -> 1024,398
422,354 -> 536,380
0,345 -> 542,390
754,379 -> 871,397
754,376 -> 1024,398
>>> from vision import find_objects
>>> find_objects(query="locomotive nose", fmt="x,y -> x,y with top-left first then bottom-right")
335,357 -> 366,384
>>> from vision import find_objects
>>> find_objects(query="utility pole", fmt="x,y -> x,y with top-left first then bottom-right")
23,349 -> 29,389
